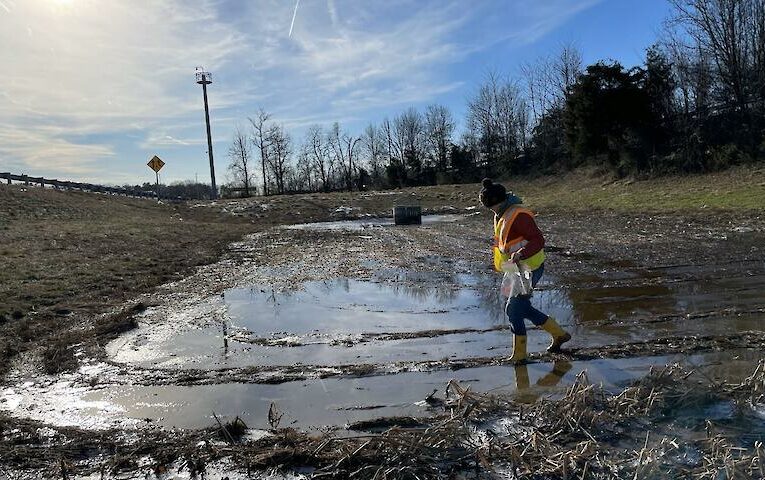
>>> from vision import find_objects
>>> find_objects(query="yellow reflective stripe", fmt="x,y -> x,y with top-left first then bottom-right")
493,247 -> 507,272
520,249 -> 545,271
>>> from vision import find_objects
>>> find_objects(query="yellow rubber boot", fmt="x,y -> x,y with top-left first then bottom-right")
541,316 -> 571,353
509,335 -> 528,364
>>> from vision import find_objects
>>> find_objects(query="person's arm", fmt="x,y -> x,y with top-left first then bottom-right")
512,213 -> 545,259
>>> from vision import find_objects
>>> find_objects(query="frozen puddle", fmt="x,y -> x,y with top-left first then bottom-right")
2,350 -> 761,432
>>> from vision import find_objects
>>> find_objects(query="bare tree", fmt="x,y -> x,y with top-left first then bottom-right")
227,127 -> 255,196
267,124 -> 291,195
248,109 -> 272,196
327,122 -> 361,191
304,125 -> 330,192
292,146 -> 314,192
521,59 -> 552,124
424,104 -> 455,173
381,117 -> 404,187
394,107 -> 426,183
552,43 -> 583,99
663,32 -> 714,115
467,72 -> 528,173
669,0 -> 762,111
521,43 -> 582,124
361,123 -> 386,186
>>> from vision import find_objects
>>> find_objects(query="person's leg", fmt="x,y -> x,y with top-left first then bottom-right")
512,363 -> 538,403
506,263 -> 549,363
531,263 -> 572,352
505,296 -> 528,363
505,296 -> 528,336
525,264 -> 551,327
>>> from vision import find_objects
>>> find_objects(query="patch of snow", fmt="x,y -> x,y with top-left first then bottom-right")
0,388 -> 22,411
78,362 -> 109,376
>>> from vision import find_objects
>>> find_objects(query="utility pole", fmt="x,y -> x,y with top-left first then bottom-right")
196,67 -> 217,200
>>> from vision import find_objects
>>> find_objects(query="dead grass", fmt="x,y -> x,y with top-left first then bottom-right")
2,361 -> 763,478
191,165 -> 765,222
0,186 -> 256,376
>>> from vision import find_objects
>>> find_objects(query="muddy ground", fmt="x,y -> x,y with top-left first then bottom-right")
0,169 -> 764,479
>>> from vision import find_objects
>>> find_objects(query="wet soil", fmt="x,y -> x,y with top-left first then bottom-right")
1,182 -> 764,477
6,211 -> 764,411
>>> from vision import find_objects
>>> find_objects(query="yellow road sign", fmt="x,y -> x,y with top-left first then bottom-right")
147,155 -> 165,173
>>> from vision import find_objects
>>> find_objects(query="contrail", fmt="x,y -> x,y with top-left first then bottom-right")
288,0 -> 300,38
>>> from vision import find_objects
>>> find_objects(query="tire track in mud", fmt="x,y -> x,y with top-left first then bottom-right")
101,331 -> 765,386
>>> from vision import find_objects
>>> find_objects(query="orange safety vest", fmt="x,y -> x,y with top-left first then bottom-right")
492,206 -> 546,272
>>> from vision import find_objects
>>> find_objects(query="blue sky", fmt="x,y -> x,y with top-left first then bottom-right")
0,0 -> 674,185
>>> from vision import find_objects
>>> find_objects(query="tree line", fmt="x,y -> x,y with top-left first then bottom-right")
225,0 -> 764,196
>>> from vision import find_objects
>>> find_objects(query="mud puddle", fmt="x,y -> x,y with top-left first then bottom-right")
283,213 -> 466,231
3,350 -> 761,432
108,277 -> 576,369
4,212 -> 763,448
108,270 -> 764,372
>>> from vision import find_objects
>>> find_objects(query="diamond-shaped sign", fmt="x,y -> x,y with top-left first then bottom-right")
147,155 -> 165,173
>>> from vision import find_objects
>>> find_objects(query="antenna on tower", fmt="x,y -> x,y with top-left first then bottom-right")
196,66 -> 217,199
195,66 -> 212,85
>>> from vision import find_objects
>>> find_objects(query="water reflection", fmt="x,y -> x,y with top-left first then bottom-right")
513,361 -> 573,404
323,277 -> 461,306
225,278 -> 506,337
111,264 -> 765,372
567,284 -> 677,323
221,318 -> 229,357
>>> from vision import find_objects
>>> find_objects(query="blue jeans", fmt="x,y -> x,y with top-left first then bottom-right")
505,263 -> 549,335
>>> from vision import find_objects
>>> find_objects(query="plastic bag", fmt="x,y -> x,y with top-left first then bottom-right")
499,261 -> 532,299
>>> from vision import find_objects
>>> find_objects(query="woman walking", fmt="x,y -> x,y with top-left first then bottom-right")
479,178 -> 571,363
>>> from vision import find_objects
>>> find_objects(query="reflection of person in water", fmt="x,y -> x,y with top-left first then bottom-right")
479,178 -> 571,363
513,361 -> 573,403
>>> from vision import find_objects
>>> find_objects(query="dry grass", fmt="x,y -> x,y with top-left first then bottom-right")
3,361 -> 763,478
0,186 -> 256,376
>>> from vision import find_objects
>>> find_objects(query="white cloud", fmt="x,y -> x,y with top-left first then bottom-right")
0,0 -> 600,183
0,124 -> 113,176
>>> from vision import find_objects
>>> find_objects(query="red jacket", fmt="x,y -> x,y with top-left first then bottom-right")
508,212 -> 544,259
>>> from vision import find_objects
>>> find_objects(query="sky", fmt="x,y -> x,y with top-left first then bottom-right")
0,0 -> 675,186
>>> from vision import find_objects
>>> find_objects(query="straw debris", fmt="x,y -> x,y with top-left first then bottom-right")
3,361 -> 764,479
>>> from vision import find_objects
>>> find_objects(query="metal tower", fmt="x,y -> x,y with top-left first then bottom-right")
196,67 -> 217,200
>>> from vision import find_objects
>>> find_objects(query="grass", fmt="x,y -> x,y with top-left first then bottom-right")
221,165 -> 765,220
507,165 -> 765,212
0,186 -> 257,375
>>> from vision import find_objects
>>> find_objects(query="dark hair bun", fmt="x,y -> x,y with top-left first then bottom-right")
482,178 -> 493,188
